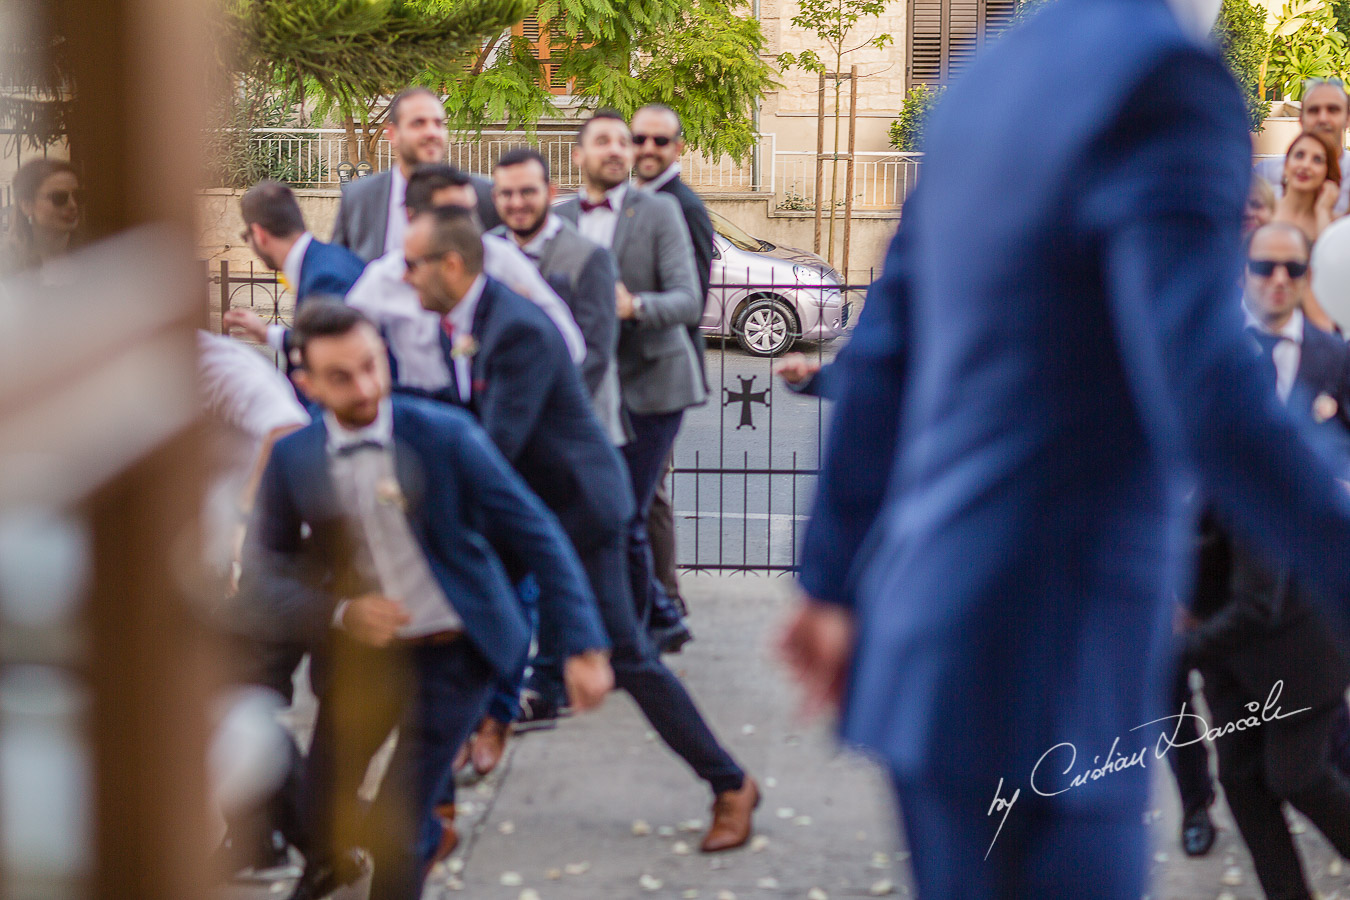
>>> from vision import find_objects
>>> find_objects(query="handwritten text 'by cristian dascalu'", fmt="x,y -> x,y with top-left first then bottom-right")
984,680 -> 1309,859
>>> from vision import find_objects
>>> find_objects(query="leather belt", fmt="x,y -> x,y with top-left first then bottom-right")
400,629 -> 465,647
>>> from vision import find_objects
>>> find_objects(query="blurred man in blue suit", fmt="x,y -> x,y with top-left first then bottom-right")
781,1 -> 1350,897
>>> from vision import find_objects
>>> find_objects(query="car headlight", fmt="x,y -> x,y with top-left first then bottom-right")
793,264 -> 823,283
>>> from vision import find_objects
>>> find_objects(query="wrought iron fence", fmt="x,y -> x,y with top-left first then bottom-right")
206,259 -> 874,574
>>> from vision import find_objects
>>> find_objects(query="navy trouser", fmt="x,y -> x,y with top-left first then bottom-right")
622,410 -> 684,625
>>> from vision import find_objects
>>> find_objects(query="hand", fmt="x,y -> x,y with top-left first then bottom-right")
615,283 -> 637,320
773,352 -> 821,385
1318,179 -> 1340,213
340,594 -> 411,647
563,649 -> 614,712
777,597 -> 854,721
223,308 -> 270,343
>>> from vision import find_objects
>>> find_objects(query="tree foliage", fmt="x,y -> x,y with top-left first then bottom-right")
1260,0 -> 1349,99
888,85 -> 944,151
440,0 -> 777,162
1215,0 -> 1272,130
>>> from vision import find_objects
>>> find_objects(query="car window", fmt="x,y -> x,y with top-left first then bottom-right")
708,209 -> 772,253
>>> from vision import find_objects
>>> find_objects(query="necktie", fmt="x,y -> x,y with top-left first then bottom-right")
334,439 -> 386,457
1247,327 -> 1283,391
438,318 -> 467,406
579,196 -> 612,213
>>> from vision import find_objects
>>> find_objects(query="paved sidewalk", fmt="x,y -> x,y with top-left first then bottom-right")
222,575 -> 1350,900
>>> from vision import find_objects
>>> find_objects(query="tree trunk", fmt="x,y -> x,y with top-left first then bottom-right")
342,113 -> 360,166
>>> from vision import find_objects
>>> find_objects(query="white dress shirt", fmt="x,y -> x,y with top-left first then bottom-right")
443,275 -> 486,403
638,161 -> 681,193
384,166 -> 409,257
267,231 -> 314,352
518,213 -> 564,259
345,237 -> 585,393
577,184 -> 628,249
1245,306 -> 1305,403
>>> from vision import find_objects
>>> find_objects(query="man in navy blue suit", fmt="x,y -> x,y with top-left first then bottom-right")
781,2 -> 1350,897
401,205 -> 760,853
224,180 -> 367,358
243,302 -> 612,900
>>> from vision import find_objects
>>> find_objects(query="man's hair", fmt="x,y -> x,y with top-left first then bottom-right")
1245,221 -> 1313,261
419,205 -> 484,274
406,164 -> 473,216
387,87 -> 440,127
1286,130 -> 1342,186
577,108 -> 628,144
292,299 -> 374,367
240,180 -> 306,237
634,103 -> 683,136
1302,78 -> 1350,112
494,147 -> 550,182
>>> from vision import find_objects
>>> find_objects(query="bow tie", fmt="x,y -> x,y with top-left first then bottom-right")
333,438 -> 387,457
579,195 -> 613,213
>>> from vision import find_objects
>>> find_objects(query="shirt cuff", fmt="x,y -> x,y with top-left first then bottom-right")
332,600 -> 350,629
266,324 -> 288,352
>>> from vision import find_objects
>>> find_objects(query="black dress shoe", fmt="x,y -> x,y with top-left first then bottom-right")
1181,805 -> 1216,857
514,689 -> 570,732
285,851 -> 365,900
651,620 -> 694,654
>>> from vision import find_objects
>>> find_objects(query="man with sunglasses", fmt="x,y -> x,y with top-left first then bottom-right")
1256,78 -> 1350,217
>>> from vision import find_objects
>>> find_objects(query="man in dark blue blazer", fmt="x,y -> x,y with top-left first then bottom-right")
243,302 -> 611,900
782,3 -> 1350,897
224,179 -> 367,357
403,205 -> 760,852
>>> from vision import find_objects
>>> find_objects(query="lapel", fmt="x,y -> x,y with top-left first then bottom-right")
388,399 -> 429,522
288,421 -> 344,525
610,187 -> 640,263
555,197 -> 580,226
468,278 -> 499,408
370,171 -> 393,254
1295,324 -> 1335,397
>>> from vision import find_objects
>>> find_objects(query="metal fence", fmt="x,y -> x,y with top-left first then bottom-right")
207,259 -> 873,573
229,128 -> 919,210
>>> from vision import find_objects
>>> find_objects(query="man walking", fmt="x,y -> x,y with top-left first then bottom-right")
555,110 -> 704,656
403,205 -> 759,853
245,303 -> 612,899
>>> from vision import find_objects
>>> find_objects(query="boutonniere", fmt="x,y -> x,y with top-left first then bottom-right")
450,334 -> 479,360
1314,392 -> 1339,424
375,476 -> 407,511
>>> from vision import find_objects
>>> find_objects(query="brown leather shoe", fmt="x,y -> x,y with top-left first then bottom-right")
700,776 -> 759,852
471,717 -> 510,775
432,804 -> 458,862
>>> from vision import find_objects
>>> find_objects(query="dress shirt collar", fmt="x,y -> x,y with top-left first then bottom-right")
1243,305 -> 1305,345
639,161 -> 681,193
518,213 -> 563,258
325,397 -> 394,455
580,182 -> 627,214
447,273 -> 488,336
282,231 -> 314,293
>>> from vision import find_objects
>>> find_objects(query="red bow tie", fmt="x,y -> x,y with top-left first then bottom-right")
579,195 -> 613,213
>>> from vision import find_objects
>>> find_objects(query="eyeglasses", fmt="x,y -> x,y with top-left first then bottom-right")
631,134 -> 675,147
46,189 -> 83,207
1248,258 -> 1309,278
404,252 -> 447,272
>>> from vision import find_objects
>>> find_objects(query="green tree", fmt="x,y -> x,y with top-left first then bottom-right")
1215,0 -> 1272,130
776,0 -> 893,263
438,0 -> 777,162
1259,0 -> 1349,99
888,84 -> 945,151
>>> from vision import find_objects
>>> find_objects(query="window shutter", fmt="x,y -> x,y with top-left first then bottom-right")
512,15 -> 572,95
908,0 -> 1019,88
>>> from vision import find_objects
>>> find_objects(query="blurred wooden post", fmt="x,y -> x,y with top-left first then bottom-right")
813,72 -> 826,254
842,65 -> 858,283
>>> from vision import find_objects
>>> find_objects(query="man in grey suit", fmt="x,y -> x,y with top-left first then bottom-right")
331,87 -> 499,264
555,110 -> 704,652
490,147 -> 625,445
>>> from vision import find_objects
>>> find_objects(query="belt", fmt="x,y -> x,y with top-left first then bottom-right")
399,629 -> 465,647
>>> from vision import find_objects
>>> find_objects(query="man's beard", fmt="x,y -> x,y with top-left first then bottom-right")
509,208 -> 549,241
584,162 -> 626,192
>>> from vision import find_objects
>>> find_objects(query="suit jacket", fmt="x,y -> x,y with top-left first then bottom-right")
556,189 -> 706,415
799,0 -> 1350,788
657,176 -> 713,390
457,277 -> 634,550
296,238 -> 366,302
241,394 -> 609,680
331,170 -> 502,264
1290,320 -> 1350,470
488,219 -> 626,444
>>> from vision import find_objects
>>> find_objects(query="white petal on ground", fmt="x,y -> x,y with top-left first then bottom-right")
808,889 -> 829,900
499,820 -> 516,835
500,872 -> 524,887
870,879 -> 895,896
563,862 -> 591,876
793,815 -> 813,826
1221,867 -> 1243,886
750,835 -> 770,852
639,874 -> 663,892
776,807 -> 796,819
756,877 -> 780,889
519,890 -> 540,900
632,820 -> 652,836
672,841 -> 692,855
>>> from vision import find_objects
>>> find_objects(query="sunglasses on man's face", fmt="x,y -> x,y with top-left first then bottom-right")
1248,258 -> 1309,279
631,133 -> 674,147
46,189 -> 83,207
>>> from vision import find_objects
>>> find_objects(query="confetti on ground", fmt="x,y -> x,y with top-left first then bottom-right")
563,862 -> 591,876
500,872 -> 523,887
750,835 -> 770,852
756,877 -> 780,889
679,819 -> 705,833
673,840 -> 692,855
545,868 -> 562,880
448,858 -> 465,874
765,777 -> 778,788
1153,852 -> 1169,864
808,889 -> 829,900
1221,867 -> 1242,886
498,820 -> 516,835
519,890 -> 540,900
793,815 -> 813,826
639,874 -> 664,891
776,807 -> 796,819
871,851 -> 889,869
742,724 -> 756,735
1332,859 -> 1344,876
716,892 -> 737,900
632,820 -> 652,836
870,879 -> 895,896
683,891 -> 700,900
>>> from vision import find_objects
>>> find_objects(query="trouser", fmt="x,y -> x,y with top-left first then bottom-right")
622,410 -> 684,626
301,633 -> 494,900
1165,651 -> 1215,816
1203,665 -> 1350,900
647,451 -> 682,606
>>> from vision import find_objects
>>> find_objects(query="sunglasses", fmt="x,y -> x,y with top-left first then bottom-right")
631,134 -> 675,147
1248,258 -> 1309,278
46,189 -> 83,207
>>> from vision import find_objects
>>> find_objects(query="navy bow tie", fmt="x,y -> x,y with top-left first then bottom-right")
333,438 -> 387,457
579,195 -> 613,213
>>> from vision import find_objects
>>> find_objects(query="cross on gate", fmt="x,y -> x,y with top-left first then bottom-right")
723,374 -> 770,430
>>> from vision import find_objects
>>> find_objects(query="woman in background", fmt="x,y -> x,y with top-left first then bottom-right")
3,158 -> 82,275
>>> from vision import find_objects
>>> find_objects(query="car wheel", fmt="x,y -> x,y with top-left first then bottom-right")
733,296 -> 799,357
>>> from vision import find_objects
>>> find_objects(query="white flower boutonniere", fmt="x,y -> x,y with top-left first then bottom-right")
1314,392 -> 1339,424
375,476 -> 407,511
450,334 -> 479,360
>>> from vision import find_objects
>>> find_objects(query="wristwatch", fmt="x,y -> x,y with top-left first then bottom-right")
631,294 -> 644,320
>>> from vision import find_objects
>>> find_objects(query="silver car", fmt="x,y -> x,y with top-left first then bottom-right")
703,210 -> 850,357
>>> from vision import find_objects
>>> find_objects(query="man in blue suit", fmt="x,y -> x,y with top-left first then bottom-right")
781,2 -> 1350,897
224,180 -> 367,357
402,205 -> 760,852
244,301 -> 612,900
